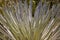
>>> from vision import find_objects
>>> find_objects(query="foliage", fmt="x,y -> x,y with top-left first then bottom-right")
0,0 -> 60,40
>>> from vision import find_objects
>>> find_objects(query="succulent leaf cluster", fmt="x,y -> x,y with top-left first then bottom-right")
0,0 -> 60,40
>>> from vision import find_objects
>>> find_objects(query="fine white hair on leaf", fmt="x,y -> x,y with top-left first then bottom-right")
0,0 -> 60,40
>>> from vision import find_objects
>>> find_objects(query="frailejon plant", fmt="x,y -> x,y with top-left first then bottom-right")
0,0 -> 60,40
